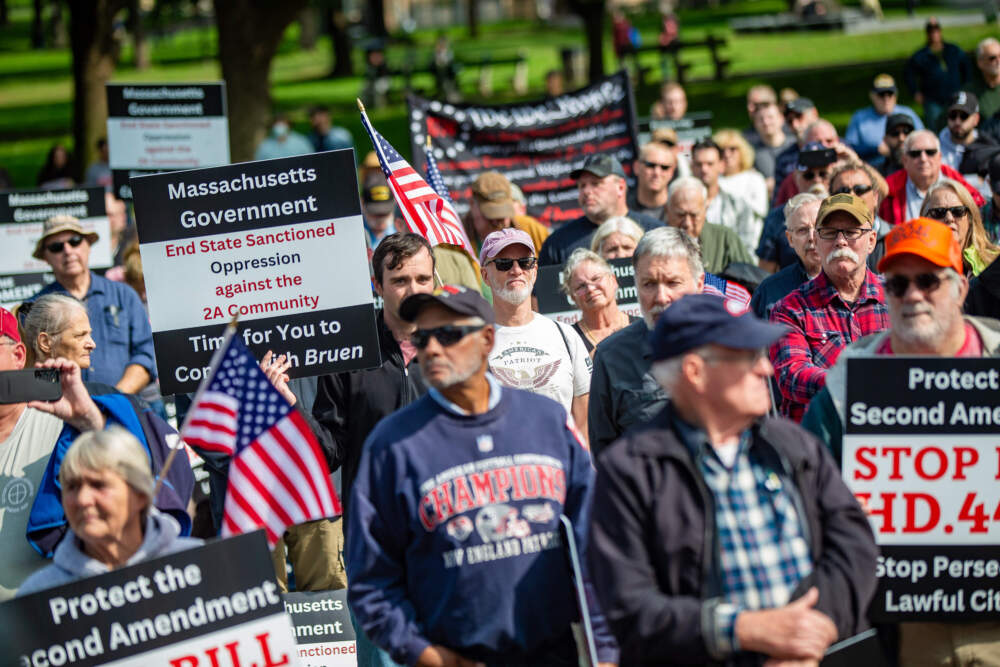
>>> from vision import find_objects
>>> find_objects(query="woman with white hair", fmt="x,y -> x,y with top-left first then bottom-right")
20,293 -> 95,372
18,428 -> 202,594
590,216 -> 644,259
561,248 -> 637,355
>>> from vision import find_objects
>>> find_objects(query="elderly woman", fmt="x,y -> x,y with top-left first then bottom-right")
18,428 -> 202,594
922,179 -> 1000,276
590,216 -> 644,260
21,294 -> 95,371
561,248 -> 637,355
714,129 -> 769,219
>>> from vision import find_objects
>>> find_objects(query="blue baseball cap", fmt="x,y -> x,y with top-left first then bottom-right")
649,294 -> 788,362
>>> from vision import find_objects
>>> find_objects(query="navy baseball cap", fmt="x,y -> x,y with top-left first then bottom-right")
649,294 -> 788,361
400,285 -> 495,324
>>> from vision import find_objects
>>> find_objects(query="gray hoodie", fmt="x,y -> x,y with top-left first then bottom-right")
17,507 -> 202,596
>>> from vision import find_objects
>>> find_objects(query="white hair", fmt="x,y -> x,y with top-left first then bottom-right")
903,129 -> 940,153
783,192 -> 824,229
61,427 -> 155,501
560,248 -> 613,295
591,216 -> 644,254
650,345 -> 712,392
632,226 -> 705,279
21,293 -> 87,361
667,176 -> 707,201
978,37 -> 1000,60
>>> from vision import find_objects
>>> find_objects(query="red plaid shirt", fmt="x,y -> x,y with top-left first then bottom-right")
769,268 -> 888,422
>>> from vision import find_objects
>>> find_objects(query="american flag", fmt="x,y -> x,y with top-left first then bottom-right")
181,332 -> 340,546
424,142 -> 455,205
703,272 -> 752,314
359,106 -> 475,257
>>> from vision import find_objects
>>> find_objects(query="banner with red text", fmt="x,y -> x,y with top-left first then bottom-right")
283,590 -> 356,666
843,357 -> 1000,621
407,71 -> 639,226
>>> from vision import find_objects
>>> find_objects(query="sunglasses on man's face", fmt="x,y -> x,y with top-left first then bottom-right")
906,148 -> 938,159
642,160 -> 675,171
875,91 -> 896,98
832,184 -> 873,197
949,111 -> 971,122
884,272 -> 944,299
411,324 -> 486,349
803,170 -> 829,181
887,128 -> 912,138
487,256 -> 537,272
45,235 -> 85,254
926,205 -> 969,220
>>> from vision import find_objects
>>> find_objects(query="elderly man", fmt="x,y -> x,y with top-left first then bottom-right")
589,227 -> 704,455
970,37 -> 1000,120
845,73 -> 923,163
481,229 -> 591,442
830,161 -> 892,269
691,139 -> 761,256
770,193 -> 889,422
29,215 -> 155,393
804,217 -> 1000,667
666,177 -> 754,274
905,17 -> 972,129
879,113 -> 915,177
628,141 -> 676,220
880,130 -> 984,226
462,171 -> 549,257
538,155 -> 662,266
751,193 -> 823,319
589,293 -> 878,665
0,308 -> 112,600
347,285 -> 618,666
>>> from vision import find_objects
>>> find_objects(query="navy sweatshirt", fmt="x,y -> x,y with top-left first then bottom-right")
347,385 -> 617,665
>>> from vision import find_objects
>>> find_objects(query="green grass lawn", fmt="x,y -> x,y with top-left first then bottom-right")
0,0 -> 995,187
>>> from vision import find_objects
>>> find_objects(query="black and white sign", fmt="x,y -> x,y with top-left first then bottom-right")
534,257 -> 640,324
283,590 -> 356,666
638,111 -> 713,156
0,186 -> 111,309
106,83 -> 231,200
843,357 -> 1000,621
131,150 -> 380,396
0,531 -> 299,667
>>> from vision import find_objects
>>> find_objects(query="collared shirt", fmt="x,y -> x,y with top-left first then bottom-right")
428,372 -> 503,415
845,104 -> 923,161
32,272 -> 157,387
938,126 -> 975,171
905,174 -> 940,221
672,415 -> 813,657
769,268 -> 889,422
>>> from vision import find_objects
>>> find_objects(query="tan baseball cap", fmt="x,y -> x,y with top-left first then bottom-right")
816,193 -> 874,228
471,171 -> 516,220
33,215 -> 99,259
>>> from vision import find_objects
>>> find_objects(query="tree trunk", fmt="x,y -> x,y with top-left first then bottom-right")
325,2 -> 354,78
467,0 -> 479,38
298,6 -> 320,50
366,0 -> 387,37
68,0 -> 127,180
32,0 -> 44,48
0,0 -> 9,27
214,0 -> 308,163
574,0 -> 606,83
129,0 -> 150,69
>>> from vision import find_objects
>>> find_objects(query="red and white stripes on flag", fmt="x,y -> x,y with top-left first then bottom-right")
703,272 -> 752,314
359,104 -> 476,257
181,334 -> 340,547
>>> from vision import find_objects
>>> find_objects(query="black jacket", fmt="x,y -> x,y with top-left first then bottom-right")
588,404 -> 878,666
312,311 -> 427,518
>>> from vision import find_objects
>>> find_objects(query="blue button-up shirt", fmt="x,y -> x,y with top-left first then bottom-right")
845,104 -> 923,161
32,272 -> 157,387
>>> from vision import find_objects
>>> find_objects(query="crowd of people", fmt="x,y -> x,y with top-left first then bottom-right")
5,18 -> 1000,667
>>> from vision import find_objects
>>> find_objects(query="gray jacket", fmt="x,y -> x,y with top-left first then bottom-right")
18,507 -> 202,596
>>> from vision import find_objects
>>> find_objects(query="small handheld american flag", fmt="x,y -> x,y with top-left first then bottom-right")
181,328 -> 341,547
703,272 -> 752,314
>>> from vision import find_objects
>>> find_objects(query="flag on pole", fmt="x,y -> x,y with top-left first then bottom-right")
703,272 -> 752,314
358,101 -> 475,257
424,140 -> 456,206
181,332 -> 340,546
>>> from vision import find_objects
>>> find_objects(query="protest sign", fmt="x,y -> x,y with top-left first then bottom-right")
107,83 -> 231,200
0,186 -> 112,309
0,531 -> 299,667
283,590 -> 356,666
843,357 -> 1000,621
131,149 -> 380,396
407,71 -> 639,226
638,111 -> 713,156
534,257 -> 640,325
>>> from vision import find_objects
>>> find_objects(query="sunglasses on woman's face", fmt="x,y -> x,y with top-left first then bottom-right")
45,235 -> 85,254
926,206 -> 969,220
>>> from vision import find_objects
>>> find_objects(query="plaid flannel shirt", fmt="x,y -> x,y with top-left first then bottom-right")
674,419 -> 814,660
768,269 -> 888,422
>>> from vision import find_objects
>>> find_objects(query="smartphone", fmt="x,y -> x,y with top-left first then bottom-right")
799,147 -> 837,169
0,369 -> 62,404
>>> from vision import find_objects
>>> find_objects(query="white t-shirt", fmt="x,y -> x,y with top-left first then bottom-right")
489,314 -> 592,414
0,407 -> 63,600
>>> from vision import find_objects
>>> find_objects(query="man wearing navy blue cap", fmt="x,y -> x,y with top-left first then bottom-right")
588,294 -> 877,666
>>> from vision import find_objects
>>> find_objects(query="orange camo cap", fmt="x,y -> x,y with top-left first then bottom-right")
877,217 -> 963,275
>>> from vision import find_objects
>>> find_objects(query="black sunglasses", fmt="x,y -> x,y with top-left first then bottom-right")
906,148 -> 938,158
488,256 -> 537,271
884,272 -> 944,298
642,160 -> 674,171
887,128 -> 912,138
411,324 -> 486,349
948,110 -> 970,122
803,170 -> 829,181
45,235 -> 85,254
875,90 -> 896,98
926,205 -> 969,220
833,184 -> 873,196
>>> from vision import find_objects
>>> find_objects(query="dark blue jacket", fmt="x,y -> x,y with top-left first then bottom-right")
904,43 -> 972,104
751,261 -> 811,320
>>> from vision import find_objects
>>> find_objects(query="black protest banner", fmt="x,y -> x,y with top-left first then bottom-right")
131,149 -> 380,396
0,531 -> 298,667
283,589 -> 356,665
0,186 -> 111,309
407,71 -> 639,227
843,357 -> 1000,621
534,257 -> 640,325
106,83 -> 230,200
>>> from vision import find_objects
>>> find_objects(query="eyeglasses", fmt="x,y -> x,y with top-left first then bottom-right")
643,160 -> 675,171
572,275 -> 609,294
789,225 -> 816,238
833,184 -> 873,196
948,110 -> 970,122
887,128 -> 912,138
411,324 -> 486,349
875,91 -> 896,98
816,227 -> 873,241
803,170 -> 830,181
45,235 -> 85,254
487,256 -> 537,271
926,205 -> 969,220
884,272 -> 944,298
906,148 -> 939,158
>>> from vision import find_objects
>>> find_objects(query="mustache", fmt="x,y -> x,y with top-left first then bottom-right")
826,247 -> 860,264
899,303 -> 934,317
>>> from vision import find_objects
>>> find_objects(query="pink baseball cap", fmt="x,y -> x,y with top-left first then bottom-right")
479,228 -> 535,265
0,307 -> 20,343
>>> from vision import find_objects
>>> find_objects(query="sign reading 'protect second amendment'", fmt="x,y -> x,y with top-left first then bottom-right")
131,150 -> 379,396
